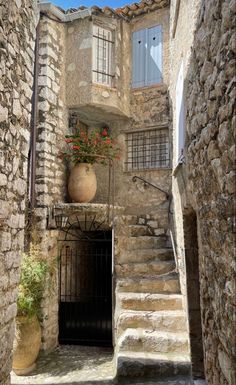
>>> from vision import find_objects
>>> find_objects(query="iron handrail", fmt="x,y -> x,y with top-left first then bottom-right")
132,176 -> 169,199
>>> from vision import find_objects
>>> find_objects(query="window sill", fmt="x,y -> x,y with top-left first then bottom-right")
92,82 -> 116,91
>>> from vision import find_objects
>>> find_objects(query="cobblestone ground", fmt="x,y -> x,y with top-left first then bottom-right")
11,346 -> 205,385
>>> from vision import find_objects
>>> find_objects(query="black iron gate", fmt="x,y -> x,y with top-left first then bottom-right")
59,229 -> 112,346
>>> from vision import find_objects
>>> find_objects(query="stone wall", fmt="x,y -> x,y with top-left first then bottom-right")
169,0 -> 201,303
0,1 -> 37,384
34,15 -> 67,351
185,1 -> 236,383
169,0 -> 202,377
36,15 -> 67,209
171,0 -> 236,383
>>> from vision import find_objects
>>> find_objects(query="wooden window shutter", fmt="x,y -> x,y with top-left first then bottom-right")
132,25 -> 163,88
146,25 -> 162,86
132,29 -> 146,88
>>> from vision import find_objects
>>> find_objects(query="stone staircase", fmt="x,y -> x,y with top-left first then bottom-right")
115,214 -> 191,378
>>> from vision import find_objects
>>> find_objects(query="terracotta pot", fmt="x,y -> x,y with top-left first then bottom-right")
12,315 -> 41,376
68,163 -> 97,203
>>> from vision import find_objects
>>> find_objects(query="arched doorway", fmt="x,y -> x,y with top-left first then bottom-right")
58,217 -> 113,347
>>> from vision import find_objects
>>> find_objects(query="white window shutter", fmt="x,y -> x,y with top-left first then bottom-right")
175,61 -> 185,164
146,25 -> 162,86
132,29 -> 146,88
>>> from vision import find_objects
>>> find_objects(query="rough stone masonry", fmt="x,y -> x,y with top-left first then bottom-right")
0,1 -> 37,384
171,0 -> 236,384
185,1 -> 236,383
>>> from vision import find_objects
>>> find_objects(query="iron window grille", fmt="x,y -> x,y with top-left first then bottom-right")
93,26 -> 114,87
125,128 -> 170,171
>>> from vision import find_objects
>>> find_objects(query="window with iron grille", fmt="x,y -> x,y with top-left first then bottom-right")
92,26 -> 114,86
125,128 -> 170,171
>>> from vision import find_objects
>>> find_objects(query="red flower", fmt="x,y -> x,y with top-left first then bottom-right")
105,138 -> 111,144
65,138 -> 73,143
101,129 -> 108,137
72,145 -> 80,150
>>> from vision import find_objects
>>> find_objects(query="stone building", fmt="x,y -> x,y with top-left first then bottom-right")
0,0 -> 235,384
35,0 -> 191,377
169,0 -> 236,384
0,1 -> 38,385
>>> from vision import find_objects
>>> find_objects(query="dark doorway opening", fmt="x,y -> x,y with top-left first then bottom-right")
184,211 -> 205,379
59,229 -> 113,347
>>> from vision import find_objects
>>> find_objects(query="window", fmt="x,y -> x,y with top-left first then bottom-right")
92,25 -> 114,86
126,128 -> 169,171
175,61 -> 185,165
132,25 -> 162,88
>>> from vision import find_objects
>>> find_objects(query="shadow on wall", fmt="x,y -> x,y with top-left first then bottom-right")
183,210 -> 205,380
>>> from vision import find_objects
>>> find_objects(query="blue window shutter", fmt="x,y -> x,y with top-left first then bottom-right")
146,25 -> 162,85
132,29 -> 146,88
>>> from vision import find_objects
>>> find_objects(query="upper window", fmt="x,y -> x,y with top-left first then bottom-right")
92,25 -> 114,87
132,25 -> 163,88
125,128 -> 169,171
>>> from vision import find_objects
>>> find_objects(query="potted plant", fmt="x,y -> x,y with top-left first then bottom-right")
12,243 -> 48,376
60,127 -> 120,203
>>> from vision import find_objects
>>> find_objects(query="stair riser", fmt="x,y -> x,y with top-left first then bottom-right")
119,298 -> 183,312
129,226 -> 153,237
117,279 -> 180,294
118,236 -> 169,250
116,225 -> 150,237
119,337 -> 189,355
116,250 -> 174,264
116,262 -> 176,278
116,357 -> 191,377
117,315 -> 187,335
120,215 -> 138,226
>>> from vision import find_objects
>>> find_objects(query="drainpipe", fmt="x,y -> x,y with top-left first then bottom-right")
29,20 -> 40,213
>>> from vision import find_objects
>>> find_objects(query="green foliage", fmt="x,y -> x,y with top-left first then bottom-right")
17,243 -> 48,319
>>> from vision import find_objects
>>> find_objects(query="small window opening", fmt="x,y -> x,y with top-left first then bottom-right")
125,128 -> 170,171
92,25 -> 114,87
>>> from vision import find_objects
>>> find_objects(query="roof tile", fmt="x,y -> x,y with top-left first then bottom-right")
65,0 -> 169,19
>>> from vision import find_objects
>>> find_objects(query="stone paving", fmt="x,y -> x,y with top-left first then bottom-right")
11,346 -> 205,385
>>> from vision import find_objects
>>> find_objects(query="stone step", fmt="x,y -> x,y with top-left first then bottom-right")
118,329 -> 189,355
117,273 -> 180,294
118,293 -> 183,312
118,235 -> 170,250
116,224 -> 153,237
117,248 -> 174,264
116,351 -> 191,377
128,224 -> 153,237
117,310 -> 187,335
116,261 -> 176,278
120,215 -> 138,225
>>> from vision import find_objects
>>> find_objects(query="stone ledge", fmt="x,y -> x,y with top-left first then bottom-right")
46,202 -> 125,229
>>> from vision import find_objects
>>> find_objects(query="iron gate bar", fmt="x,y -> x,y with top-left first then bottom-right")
59,230 -> 112,347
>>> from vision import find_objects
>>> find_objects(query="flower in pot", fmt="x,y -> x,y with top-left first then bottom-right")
12,244 -> 48,376
60,127 -> 120,203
